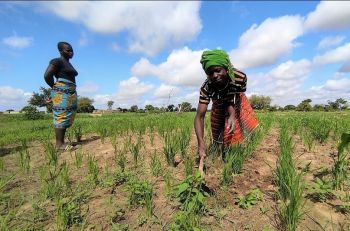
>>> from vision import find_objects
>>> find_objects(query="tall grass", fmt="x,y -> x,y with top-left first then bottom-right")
275,123 -> 304,231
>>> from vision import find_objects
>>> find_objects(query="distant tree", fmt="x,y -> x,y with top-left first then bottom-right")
145,104 -> 154,112
130,105 -> 138,112
28,87 -> 52,113
77,97 -> 95,113
107,100 -> 114,110
313,104 -> 325,111
284,105 -> 296,111
179,102 -> 192,112
249,94 -> 271,110
296,99 -> 312,112
190,107 -> 197,112
21,105 -> 43,120
336,98 -> 348,110
268,105 -> 278,111
167,104 -> 175,112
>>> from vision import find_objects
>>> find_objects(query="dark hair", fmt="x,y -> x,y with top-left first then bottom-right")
57,41 -> 72,51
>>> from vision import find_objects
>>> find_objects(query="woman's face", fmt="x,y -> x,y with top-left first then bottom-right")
206,66 -> 229,88
60,44 -> 74,59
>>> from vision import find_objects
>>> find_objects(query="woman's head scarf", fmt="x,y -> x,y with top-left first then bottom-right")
200,49 -> 235,81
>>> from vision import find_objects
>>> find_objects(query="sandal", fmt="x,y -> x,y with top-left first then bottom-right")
57,144 -> 76,152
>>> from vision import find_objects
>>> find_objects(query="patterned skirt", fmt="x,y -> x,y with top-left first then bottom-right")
210,93 -> 258,145
51,78 -> 77,129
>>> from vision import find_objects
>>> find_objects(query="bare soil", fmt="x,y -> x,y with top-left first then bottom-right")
1,127 -> 349,231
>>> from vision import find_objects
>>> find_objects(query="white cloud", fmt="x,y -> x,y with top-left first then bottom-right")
267,59 -> 312,80
308,76 -> 350,104
313,43 -> 350,66
305,1 -> 350,31
246,60 -> 312,106
317,35 -> 345,49
153,84 -> 179,99
2,34 -> 33,49
229,15 -> 304,69
131,47 -> 206,87
117,76 -> 154,99
39,2 -> 202,56
323,78 -> 350,91
78,81 -> 99,95
0,86 -> 31,111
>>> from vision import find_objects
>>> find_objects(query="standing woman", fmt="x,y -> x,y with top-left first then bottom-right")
44,42 -> 78,150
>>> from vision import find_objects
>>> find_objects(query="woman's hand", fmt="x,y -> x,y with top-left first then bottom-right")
227,114 -> 235,133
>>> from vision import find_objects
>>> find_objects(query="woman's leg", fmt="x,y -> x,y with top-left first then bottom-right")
55,127 -> 66,148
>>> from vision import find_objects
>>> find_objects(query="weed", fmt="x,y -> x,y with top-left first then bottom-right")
175,171 -> 208,214
137,214 -> 147,226
332,133 -> 350,190
168,211 -> 202,231
150,151 -> 162,177
59,161 -> 71,190
18,140 -> 30,173
110,207 -> 125,223
126,180 -> 153,216
116,149 -> 127,172
73,147 -> 84,169
43,141 -> 59,167
163,132 -> 177,167
307,177 -> 334,202
0,157 -> 4,172
87,154 -> 99,186
184,155 -> 194,177
56,192 -> 88,230
235,188 -> 263,209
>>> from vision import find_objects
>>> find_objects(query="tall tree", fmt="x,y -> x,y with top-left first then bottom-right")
296,99 -> 312,111
77,97 -> 95,113
28,87 -> 52,113
145,104 -> 155,112
249,94 -> 271,110
107,100 -> 114,110
167,104 -> 175,112
179,102 -> 192,112
130,105 -> 138,112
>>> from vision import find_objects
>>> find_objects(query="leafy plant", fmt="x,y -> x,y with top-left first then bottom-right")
126,180 -> 153,216
307,177 -> 334,202
175,171 -> 208,214
235,188 -> 263,209
56,192 -> 88,230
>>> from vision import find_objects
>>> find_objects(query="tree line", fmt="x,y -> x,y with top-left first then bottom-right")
16,87 -> 349,120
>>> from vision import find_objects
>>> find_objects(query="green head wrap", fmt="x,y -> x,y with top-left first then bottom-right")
200,49 -> 235,81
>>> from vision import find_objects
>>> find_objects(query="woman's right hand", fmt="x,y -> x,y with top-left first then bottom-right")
198,142 -> 206,159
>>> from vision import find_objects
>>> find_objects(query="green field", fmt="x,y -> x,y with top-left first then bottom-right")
0,111 -> 349,230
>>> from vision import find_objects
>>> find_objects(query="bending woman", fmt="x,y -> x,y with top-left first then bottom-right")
44,41 -> 78,150
194,49 -> 258,174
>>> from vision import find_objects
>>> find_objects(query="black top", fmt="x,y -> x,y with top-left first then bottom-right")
49,57 -> 78,83
199,68 -> 247,105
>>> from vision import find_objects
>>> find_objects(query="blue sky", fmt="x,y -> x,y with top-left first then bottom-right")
0,1 -> 350,111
